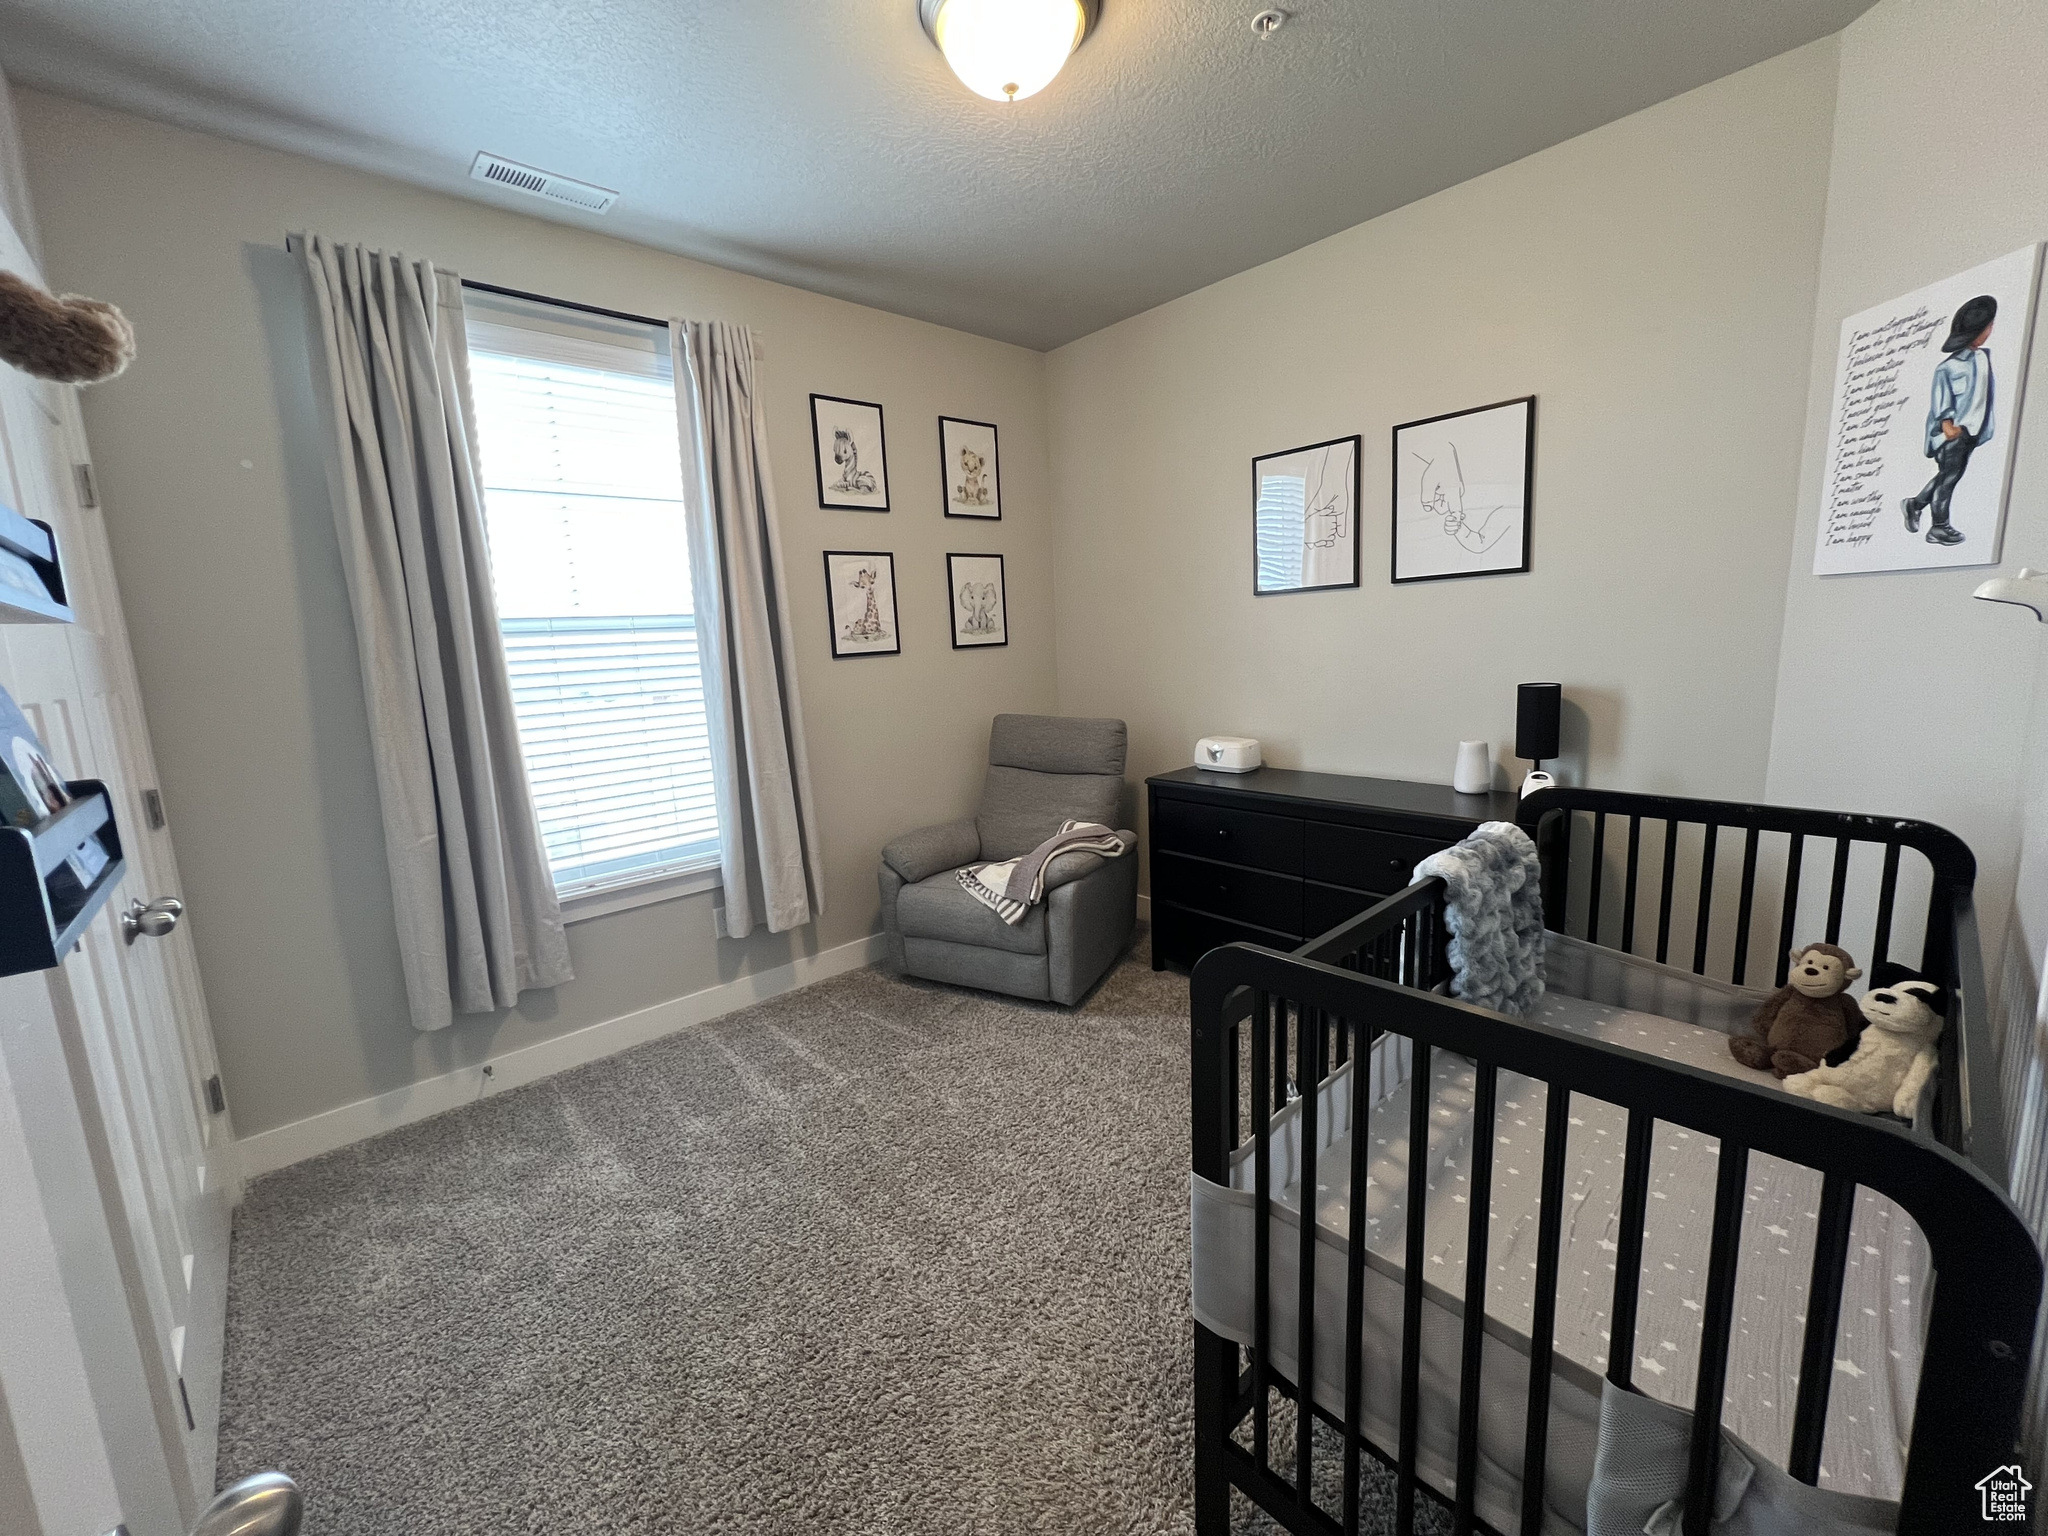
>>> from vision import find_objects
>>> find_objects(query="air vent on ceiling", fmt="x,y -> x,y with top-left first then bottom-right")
469,152 -> 619,214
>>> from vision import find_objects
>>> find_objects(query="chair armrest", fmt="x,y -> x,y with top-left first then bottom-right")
1042,830 -> 1137,893
881,819 -> 982,885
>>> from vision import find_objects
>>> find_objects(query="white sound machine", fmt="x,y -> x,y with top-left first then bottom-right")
1194,736 -> 1263,773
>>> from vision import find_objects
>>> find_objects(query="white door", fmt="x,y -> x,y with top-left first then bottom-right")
0,1033 -> 128,1536
0,196 -> 233,1535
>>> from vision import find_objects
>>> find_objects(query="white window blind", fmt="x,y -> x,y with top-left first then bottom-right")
464,293 -> 719,897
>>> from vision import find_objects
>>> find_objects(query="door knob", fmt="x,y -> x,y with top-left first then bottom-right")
121,895 -> 184,945
190,1471 -> 302,1536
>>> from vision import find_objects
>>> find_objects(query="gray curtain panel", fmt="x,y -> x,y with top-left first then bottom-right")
297,233 -> 573,1031
671,320 -> 824,936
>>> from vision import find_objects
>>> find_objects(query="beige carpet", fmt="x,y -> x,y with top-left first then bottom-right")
217,942 -> 1438,1534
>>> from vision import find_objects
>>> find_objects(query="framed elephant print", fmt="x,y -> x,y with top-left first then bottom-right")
946,552 -> 1006,649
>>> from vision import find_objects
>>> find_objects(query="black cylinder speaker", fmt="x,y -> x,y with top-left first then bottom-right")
1516,683 -> 1561,764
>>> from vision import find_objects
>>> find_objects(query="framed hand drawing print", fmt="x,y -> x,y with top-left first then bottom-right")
811,394 -> 890,511
1252,434 -> 1360,595
1392,396 -> 1534,583
939,416 -> 1001,519
822,550 -> 900,658
946,553 -> 1007,648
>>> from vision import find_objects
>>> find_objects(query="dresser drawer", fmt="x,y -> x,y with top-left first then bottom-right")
1154,851 -> 1303,936
1302,823 -> 1447,893
1303,880 -> 1392,939
1153,902 -> 1298,973
1153,797 -> 1304,875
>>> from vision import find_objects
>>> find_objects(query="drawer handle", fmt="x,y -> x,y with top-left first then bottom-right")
1216,828 -> 1232,839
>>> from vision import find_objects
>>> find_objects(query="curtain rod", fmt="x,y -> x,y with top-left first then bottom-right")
283,238 -> 763,356
282,238 -> 662,329
459,278 -> 667,331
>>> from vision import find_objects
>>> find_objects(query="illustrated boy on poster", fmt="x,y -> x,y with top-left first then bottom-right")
1902,294 -> 1997,546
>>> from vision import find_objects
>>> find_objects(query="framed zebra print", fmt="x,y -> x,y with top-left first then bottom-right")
810,394 -> 890,511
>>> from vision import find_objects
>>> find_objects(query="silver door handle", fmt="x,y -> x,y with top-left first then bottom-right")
191,1471 -> 302,1536
120,895 -> 184,945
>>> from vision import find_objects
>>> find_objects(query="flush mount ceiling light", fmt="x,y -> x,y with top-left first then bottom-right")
920,0 -> 1100,104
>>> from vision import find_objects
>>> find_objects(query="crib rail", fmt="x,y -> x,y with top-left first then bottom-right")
1516,786 -> 2004,1184
1216,880 -> 1451,1122
1190,923 -> 2038,1536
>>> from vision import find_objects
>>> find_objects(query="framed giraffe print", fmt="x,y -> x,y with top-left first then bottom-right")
822,550 -> 901,658
810,394 -> 890,511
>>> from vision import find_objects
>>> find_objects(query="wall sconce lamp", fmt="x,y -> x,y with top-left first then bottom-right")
1974,568 -> 2048,621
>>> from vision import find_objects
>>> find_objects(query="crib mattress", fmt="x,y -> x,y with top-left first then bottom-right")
1188,979 -> 1927,1533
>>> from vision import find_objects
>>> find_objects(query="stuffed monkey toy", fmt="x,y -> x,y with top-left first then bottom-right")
1784,964 -> 1946,1119
0,270 -> 134,385
1730,942 -> 1863,1078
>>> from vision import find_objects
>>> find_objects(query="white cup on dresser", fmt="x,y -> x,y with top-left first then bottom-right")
1452,740 -> 1491,794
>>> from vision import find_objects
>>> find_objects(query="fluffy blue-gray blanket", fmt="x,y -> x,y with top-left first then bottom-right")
1412,821 -> 1545,1016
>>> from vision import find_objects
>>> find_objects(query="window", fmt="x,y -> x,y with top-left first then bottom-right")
464,292 -> 718,901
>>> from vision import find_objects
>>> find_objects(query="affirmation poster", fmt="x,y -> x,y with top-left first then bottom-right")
1813,245 -> 2040,574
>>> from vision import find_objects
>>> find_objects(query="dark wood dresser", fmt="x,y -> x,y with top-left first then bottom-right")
1146,766 -> 1521,972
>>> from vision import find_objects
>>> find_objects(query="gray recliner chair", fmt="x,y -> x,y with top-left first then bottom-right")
879,715 -> 1138,1005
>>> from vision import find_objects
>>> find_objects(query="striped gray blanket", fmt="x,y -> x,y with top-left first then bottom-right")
957,820 -> 1128,925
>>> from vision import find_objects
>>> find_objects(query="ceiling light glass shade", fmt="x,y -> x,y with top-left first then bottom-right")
928,0 -> 1089,103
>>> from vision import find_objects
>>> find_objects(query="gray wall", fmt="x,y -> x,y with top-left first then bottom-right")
15,92 -> 1057,1137
1764,0 -> 2048,978
1791,0 -> 2048,1469
1044,44 -> 1839,832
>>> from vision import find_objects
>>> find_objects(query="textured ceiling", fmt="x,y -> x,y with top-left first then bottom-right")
0,0 -> 1871,349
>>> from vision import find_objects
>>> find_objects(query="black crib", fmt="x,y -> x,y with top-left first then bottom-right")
1189,785 -> 2039,1536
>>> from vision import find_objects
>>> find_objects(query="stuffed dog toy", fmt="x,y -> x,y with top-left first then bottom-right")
1783,963 -> 1945,1118
1730,942 -> 1863,1077
0,270 -> 134,385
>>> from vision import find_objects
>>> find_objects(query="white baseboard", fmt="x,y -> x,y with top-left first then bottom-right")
236,933 -> 886,1178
